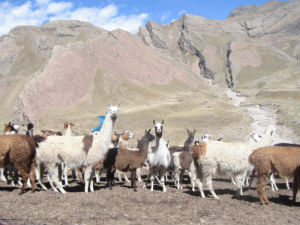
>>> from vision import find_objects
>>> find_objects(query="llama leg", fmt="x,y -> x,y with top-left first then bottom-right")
89,168 -> 95,192
150,175 -> 155,191
116,170 -> 122,182
0,168 -> 7,182
231,177 -> 236,186
84,166 -> 93,193
48,165 -> 66,193
18,170 -> 29,195
269,174 -> 278,191
63,165 -> 69,187
292,171 -> 298,204
161,174 -> 166,193
205,176 -> 219,199
188,170 -> 196,192
137,168 -> 142,183
53,166 -> 66,194
233,175 -> 244,196
248,169 -> 256,187
95,169 -> 100,183
47,174 -> 58,192
257,174 -> 269,204
131,169 -> 137,192
29,163 -> 36,192
124,173 -> 130,183
285,177 -> 290,190
36,164 -> 48,190
195,178 -> 205,198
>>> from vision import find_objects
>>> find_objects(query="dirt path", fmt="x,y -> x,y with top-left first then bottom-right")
225,89 -> 290,143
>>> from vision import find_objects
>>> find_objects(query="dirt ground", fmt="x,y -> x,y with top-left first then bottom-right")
0,173 -> 299,225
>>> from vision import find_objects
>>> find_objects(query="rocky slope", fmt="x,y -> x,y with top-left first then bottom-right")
0,0 -> 299,143
138,0 -> 300,142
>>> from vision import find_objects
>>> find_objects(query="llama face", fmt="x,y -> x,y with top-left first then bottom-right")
201,134 -> 210,143
250,133 -> 262,142
153,120 -> 164,137
108,103 -> 120,119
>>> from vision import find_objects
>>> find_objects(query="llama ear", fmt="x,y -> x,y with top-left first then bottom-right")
148,128 -> 151,133
153,120 -> 156,125
194,129 -> 196,134
117,103 -> 120,107
161,120 -> 164,125
186,128 -> 190,134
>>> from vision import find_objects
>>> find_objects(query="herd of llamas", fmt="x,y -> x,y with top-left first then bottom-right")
0,103 -> 299,205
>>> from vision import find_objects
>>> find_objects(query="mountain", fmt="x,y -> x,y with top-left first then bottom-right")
0,0 -> 299,143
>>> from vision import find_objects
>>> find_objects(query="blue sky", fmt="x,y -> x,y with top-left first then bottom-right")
0,0 -> 279,36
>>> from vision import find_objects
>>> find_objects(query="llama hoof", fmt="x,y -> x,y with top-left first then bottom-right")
18,190 -> 26,195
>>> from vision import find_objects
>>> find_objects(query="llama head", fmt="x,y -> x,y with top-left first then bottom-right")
153,120 -> 164,138
108,103 -> 120,120
265,125 -> 276,137
186,128 -> 196,140
64,122 -> 74,129
144,128 -> 155,142
26,123 -> 34,137
194,139 -> 201,145
201,134 -> 210,143
250,133 -> 262,142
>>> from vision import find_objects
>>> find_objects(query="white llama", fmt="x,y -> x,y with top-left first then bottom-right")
145,120 -> 171,192
35,103 -> 119,193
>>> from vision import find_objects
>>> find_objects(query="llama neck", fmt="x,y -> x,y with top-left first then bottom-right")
184,139 -> 193,151
64,127 -> 72,136
137,138 -> 150,158
95,115 -> 116,154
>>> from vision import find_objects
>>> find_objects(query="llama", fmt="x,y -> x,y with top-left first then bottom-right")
0,122 -> 22,183
144,120 -> 171,192
249,143 -> 300,204
247,143 -> 292,191
194,125 -> 275,199
35,103 -> 119,193
115,131 -> 143,183
0,134 -> 36,194
293,166 -> 300,205
173,136 -> 209,191
62,121 -> 76,186
104,129 -> 155,191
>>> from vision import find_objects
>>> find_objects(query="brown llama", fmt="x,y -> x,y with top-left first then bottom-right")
249,144 -> 300,205
0,134 -> 36,194
104,129 -> 155,191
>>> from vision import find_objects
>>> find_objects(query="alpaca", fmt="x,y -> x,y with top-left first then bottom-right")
249,144 -> 300,204
104,129 -> 155,191
194,125 -> 275,199
0,134 -> 36,194
145,120 -> 171,192
35,103 -> 119,193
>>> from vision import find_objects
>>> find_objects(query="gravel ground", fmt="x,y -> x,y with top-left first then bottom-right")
0,174 -> 299,225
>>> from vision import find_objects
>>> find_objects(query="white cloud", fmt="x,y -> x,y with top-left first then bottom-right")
0,1 -> 148,36
161,11 -> 171,22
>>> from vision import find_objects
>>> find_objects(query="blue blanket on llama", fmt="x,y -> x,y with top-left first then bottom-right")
92,115 -> 106,133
